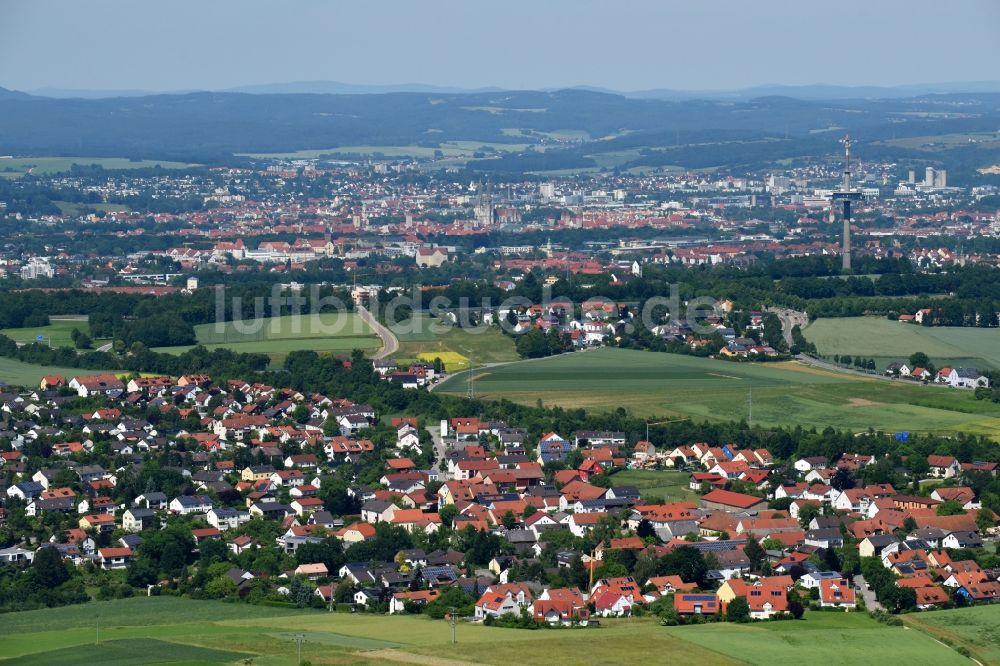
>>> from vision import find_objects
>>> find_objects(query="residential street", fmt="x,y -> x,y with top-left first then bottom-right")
426,424 -> 450,467
854,575 -> 883,611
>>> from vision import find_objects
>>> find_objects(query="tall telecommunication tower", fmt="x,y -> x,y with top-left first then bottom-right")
832,135 -> 863,272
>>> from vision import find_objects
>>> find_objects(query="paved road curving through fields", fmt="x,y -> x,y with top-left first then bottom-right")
356,305 -> 399,360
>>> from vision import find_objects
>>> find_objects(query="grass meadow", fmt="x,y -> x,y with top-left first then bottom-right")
903,604 -> 1000,665
608,469 -> 699,502
392,315 -> 519,371
0,597 -> 973,666
0,318 -> 94,348
671,612 -> 966,666
0,156 -> 199,178
0,357 -> 118,388
154,313 -> 381,363
435,347 -> 1000,435
803,317 -> 1000,370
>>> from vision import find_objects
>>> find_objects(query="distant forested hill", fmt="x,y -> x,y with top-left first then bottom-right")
2,88 -> 1000,178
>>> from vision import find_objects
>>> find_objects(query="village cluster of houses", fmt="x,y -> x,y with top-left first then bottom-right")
1,370 -> 998,624
898,307 -> 1000,328
416,298 -> 781,356
883,363 -> 990,389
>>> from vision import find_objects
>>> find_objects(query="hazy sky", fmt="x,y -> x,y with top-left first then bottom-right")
1,0 -> 998,92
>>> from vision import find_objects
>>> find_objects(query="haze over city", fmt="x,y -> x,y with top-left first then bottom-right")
2,0 -> 999,93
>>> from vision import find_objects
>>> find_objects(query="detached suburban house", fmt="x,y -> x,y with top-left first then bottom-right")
98,547 -> 133,570
474,583 -> 533,619
169,495 -> 214,515
947,368 -> 989,389
674,593 -> 719,616
927,455 -> 960,479
69,374 -> 125,397
819,579 -> 856,609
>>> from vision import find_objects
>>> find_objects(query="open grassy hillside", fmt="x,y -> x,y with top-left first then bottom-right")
0,357 -> 118,388
0,596 -> 973,666
0,156 -> 199,178
391,315 -> 519,371
803,317 -> 1000,371
903,604 -> 1000,665
154,313 -> 381,363
435,348 -> 1000,435
0,318 -> 95,348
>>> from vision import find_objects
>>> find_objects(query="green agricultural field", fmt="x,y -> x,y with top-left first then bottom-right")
195,313 -> 374,344
392,315 -> 519,371
154,313 -> 381,361
242,144 -> 479,160
672,612 -> 966,666
242,141 -> 527,165
4,596 -> 971,666
1,639 -> 250,666
435,347 -> 1000,435
0,156 -> 200,178
882,130 -> 1000,152
804,317 -> 1000,370
0,357 -> 115,388
53,200 -> 130,216
0,318 -> 94,348
1,597 -> 714,666
904,604 -> 1000,665
608,469 -> 698,502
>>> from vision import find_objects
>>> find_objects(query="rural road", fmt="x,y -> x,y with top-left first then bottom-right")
794,354 -> 955,389
356,305 -> 399,360
767,306 -> 808,348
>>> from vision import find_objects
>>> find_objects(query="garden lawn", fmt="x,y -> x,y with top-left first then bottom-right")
609,469 -> 698,502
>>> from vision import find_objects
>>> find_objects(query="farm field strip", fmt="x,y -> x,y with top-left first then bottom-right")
436,348 -> 1000,434
0,596 -> 980,666
194,313 -> 375,343
0,156 -> 200,176
0,319 -> 96,347
803,317 -> 1000,369
154,313 -> 381,357
0,357 -> 117,387
391,317 -> 519,370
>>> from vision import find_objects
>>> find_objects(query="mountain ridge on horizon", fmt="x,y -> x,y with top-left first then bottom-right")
10,78 -> 1000,101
